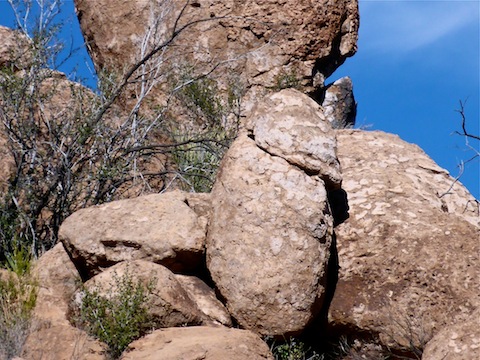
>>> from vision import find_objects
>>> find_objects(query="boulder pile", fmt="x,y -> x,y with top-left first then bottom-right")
1,1 -> 479,359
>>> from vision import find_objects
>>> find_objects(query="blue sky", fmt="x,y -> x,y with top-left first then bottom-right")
0,0 -> 479,199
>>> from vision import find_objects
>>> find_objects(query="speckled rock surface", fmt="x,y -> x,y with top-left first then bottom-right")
423,308 -> 480,360
73,0 -> 358,114
330,129 -> 480,350
60,190 -> 208,277
206,90 -> 339,336
322,76 -> 356,129
250,88 -> 342,189
120,326 -> 273,360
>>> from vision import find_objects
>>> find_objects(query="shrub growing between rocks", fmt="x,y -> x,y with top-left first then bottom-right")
74,270 -> 156,359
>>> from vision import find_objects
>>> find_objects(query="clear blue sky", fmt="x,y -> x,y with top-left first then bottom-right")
1,0 -> 479,199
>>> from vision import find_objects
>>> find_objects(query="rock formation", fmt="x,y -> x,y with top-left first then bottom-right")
21,244 -> 107,360
330,129 -> 480,353
60,190 -> 209,277
322,76 -> 357,128
206,89 -> 339,337
73,0 -> 359,113
2,1 -> 480,360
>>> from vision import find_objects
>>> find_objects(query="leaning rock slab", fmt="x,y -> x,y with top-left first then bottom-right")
77,260 -> 205,328
120,326 -> 273,360
60,190 -> 207,277
175,274 -> 232,327
330,130 -> 480,350
207,132 -> 334,336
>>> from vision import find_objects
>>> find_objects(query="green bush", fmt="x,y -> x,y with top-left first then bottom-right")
75,270 -> 156,359
271,338 -> 322,360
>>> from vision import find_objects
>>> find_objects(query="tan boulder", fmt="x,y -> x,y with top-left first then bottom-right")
60,190 -> 207,277
73,0 -> 358,114
207,102 -> 336,336
249,88 -> 342,188
175,274 -> 232,327
120,326 -> 273,360
330,130 -> 480,352
77,260 -> 205,328
423,308 -> 480,360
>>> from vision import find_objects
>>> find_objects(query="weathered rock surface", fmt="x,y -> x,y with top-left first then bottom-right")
120,326 -> 273,360
60,190 -> 208,277
322,76 -> 356,128
78,260 -> 205,328
175,274 -> 232,327
74,0 -> 359,113
207,90 -> 338,337
249,88 -> 342,189
423,308 -> 480,360
21,244 -> 107,360
0,25 -> 31,69
30,243 -> 80,325
330,130 -> 480,350
22,323 -> 107,360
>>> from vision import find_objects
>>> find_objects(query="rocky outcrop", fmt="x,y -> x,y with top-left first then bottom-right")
73,0 -> 359,113
120,326 -> 273,360
322,77 -> 356,128
77,260 -> 205,328
330,130 -> 480,352
60,190 -> 208,278
0,26 -> 31,69
423,308 -> 480,360
206,89 -> 338,337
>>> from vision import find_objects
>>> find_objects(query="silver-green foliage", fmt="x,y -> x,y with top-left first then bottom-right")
76,271 -> 156,359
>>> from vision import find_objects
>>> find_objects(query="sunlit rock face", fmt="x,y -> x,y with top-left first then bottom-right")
330,129 -> 480,351
74,0 -> 359,113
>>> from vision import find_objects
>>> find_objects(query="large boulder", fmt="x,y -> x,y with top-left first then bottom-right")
73,0 -> 359,113
206,89 -> 339,337
249,88 -> 342,188
60,190 -> 208,278
330,130 -> 480,352
120,326 -> 273,360
76,260 -> 205,328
